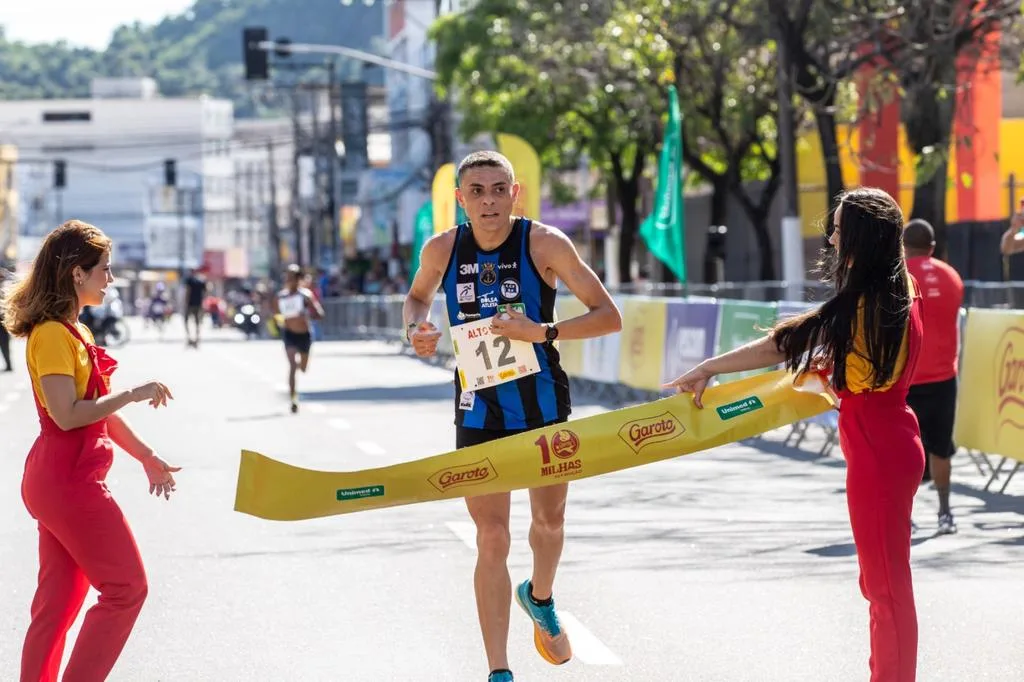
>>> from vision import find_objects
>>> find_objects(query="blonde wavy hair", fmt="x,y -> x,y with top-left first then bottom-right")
1,220 -> 112,337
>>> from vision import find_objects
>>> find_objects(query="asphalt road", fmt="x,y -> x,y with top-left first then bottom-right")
1,320 -> 1021,681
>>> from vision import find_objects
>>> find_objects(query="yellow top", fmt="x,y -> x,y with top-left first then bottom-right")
27,321 -> 94,412
845,277 -> 912,393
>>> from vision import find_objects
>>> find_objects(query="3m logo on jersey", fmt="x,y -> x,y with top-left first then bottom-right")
500,279 -> 520,300
459,263 -> 480,276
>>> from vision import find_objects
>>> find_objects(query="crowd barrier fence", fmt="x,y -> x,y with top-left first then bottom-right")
320,287 -> 1024,493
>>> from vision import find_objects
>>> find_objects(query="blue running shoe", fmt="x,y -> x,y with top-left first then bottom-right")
487,670 -> 513,682
514,579 -> 572,665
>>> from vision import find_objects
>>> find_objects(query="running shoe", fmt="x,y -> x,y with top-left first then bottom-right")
514,580 -> 572,665
487,671 -> 513,682
290,392 -> 299,414
937,512 -> 958,535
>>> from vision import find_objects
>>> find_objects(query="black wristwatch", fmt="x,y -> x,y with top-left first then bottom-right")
405,322 -> 419,343
544,323 -> 560,344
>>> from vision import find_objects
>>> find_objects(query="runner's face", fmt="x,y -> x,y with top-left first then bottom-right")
74,250 -> 113,308
456,166 -> 519,231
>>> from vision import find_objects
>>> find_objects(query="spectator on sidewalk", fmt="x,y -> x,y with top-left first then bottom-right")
904,219 -> 964,535
0,268 -> 12,371
998,198 -> 1024,256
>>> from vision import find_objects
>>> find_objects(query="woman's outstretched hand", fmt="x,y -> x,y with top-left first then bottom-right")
663,364 -> 716,409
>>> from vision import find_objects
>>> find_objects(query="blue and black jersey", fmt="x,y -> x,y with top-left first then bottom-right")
441,218 -> 571,430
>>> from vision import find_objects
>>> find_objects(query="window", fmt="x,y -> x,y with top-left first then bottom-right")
42,111 -> 91,123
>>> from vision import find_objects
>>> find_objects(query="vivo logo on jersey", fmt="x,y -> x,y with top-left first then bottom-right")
498,262 -> 518,270
459,263 -> 480,276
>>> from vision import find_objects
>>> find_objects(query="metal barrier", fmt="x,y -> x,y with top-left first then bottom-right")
320,285 -> 1024,489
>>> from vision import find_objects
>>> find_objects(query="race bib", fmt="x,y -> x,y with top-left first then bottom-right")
278,294 -> 305,319
450,310 -> 541,391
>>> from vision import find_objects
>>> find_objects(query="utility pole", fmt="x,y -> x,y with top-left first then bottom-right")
776,24 -> 803,302
267,139 -> 281,278
290,90 -> 303,269
327,58 -> 340,269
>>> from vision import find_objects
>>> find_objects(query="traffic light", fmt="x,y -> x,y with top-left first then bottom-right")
243,27 -> 269,81
164,159 -> 177,187
53,160 -> 66,189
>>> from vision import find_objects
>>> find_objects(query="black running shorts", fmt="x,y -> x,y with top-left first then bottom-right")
906,376 -> 958,459
282,329 -> 312,355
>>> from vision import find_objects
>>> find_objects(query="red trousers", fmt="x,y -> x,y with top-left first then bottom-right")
839,395 -> 925,682
20,424 -> 148,682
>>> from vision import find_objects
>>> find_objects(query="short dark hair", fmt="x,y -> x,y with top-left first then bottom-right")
903,218 -> 935,252
456,151 -> 514,185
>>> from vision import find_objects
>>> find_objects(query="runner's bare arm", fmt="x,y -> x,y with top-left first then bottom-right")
403,231 -> 454,329
531,225 -> 622,341
306,291 -> 325,320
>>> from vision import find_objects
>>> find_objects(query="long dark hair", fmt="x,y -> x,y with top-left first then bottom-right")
772,188 -> 910,391
1,220 -> 111,337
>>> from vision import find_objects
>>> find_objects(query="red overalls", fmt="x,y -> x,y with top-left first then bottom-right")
20,322 -> 148,682
837,292 -> 926,682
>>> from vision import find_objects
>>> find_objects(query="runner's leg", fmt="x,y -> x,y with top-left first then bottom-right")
527,483 -> 568,600
466,492 -> 513,673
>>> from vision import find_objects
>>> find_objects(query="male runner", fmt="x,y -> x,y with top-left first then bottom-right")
403,151 -> 621,682
903,219 -> 964,534
273,265 -> 324,413
183,268 -> 207,348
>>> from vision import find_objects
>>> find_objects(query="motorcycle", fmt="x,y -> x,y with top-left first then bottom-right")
81,294 -> 130,349
233,303 -> 262,339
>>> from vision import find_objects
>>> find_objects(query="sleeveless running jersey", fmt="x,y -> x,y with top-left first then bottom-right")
442,218 -> 571,430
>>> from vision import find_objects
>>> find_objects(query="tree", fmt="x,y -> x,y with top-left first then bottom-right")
433,0 -> 790,281
431,0 -> 664,283
652,0 -> 787,279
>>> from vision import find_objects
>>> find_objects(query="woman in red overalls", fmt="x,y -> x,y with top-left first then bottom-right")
2,220 -> 180,682
666,187 -> 925,682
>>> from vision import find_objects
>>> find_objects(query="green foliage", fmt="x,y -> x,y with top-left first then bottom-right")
0,0 -> 383,116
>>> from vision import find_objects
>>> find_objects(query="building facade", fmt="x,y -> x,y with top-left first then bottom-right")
0,78 -> 233,276
0,144 -> 16,269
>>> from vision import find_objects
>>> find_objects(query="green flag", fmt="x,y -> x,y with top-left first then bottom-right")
409,200 -> 434,286
639,84 -> 686,282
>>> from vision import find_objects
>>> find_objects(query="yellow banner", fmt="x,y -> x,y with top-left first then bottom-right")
235,370 -> 835,521
618,298 -> 668,391
954,308 -> 1024,463
554,296 -> 588,377
496,133 -> 541,220
431,163 -> 457,234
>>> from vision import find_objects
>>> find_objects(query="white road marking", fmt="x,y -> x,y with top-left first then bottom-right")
558,611 -> 623,665
445,521 -> 477,550
16,381 -> 28,390
6,392 -> 20,402
355,440 -> 385,456
327,417 -> 351,430
0,404 -> 9,413
444,522 -> 622,666
307,403 -> 327,415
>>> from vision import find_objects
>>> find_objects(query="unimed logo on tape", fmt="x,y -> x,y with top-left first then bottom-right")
716,396 -> 764,420
336,485 -> 385,501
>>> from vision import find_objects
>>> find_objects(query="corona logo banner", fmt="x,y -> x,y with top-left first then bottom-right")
955,309 -> 1024,463
235,370 -> 835,521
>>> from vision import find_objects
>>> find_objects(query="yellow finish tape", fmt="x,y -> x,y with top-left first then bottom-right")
234,370 -> 835,521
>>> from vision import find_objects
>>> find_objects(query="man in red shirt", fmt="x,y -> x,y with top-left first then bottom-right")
904,219 -> 964,535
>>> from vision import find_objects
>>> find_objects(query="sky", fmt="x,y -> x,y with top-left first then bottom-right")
0,0 -> 195,49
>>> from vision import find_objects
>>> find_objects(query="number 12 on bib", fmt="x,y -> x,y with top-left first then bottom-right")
449,317 -> 542,391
